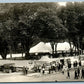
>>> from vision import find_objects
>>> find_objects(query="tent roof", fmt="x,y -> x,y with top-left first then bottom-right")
57,42 -> 70,51
29,41 -> 77,53
29,42 -> 52,53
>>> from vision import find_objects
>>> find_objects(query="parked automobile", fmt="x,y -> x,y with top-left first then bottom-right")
0,63 -> 16,73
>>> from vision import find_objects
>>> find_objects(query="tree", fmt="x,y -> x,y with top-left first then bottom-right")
74,2 -> 84,53
33,7 -> 67,56
7,3 -> 67,59
57,2 -> 82,56
57,2 -> 84,56
0,3 -> 67,59
0,13 -> 10,59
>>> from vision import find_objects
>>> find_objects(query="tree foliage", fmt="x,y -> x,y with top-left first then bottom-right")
0,3 -> 68,59
57,2 -> 84,55
1,2 -> 84,59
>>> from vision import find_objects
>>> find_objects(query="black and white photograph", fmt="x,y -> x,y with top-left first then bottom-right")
0,2 -> 84,82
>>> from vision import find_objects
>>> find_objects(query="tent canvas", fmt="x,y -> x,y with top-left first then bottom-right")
29,41 -> 77,54
57,42 -> 77,52
29,42 -> 52,54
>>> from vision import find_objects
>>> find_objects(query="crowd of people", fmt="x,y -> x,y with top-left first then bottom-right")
33,61 -> 64,74
67,60 -> 81,69
67,67 -> 84,79
22,59 -> 84,81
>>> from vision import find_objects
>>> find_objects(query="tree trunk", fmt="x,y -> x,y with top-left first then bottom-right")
25,51 -> 30,60
1,53 -> 7,59
69,41 -> 73,56
25,47 -> 31,60
50,42 -> 54,57
55,43 -> 57,57
75,43 -> 77,56
22,52 -> 23,58
55,43 -> 57,54
10,50 -> 12,59
24,37 -> 31,60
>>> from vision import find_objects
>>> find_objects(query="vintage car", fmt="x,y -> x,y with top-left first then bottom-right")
0,63 -> 16,73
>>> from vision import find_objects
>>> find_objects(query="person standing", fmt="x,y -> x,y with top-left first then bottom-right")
23,66 -> 26,75
81,68 -> 84,79
74,70 -> 78,79
25,66 -> 28,75
67,69 -> 70,79
79,61 -> 81,67
57,62 -> 59,71
39,65 -> 41,73
75,61 -> 78,67
77,68 -> 80,78
42,64 -> 45,74
58,63 -> 60,71
81,68 -> 83,79
49,67 -> 51,74
73,62 -> 75,68
55,63 -> 57,72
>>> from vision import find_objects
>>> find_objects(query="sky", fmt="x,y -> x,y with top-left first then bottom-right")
58,2 -> 66,6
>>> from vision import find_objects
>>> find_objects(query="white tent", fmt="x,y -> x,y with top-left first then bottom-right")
57,42 -> 77,52
29,42 -> 52,54
29,41 -> 77,54
39,55 -> 52,62
57,42 -> 70,51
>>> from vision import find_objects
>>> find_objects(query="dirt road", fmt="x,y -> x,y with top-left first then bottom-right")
0,70 -> 84,82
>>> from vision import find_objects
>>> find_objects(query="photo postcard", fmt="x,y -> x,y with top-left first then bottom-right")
0,1 -> 84,82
